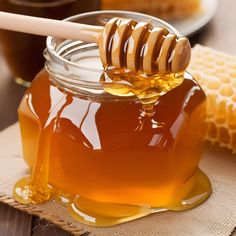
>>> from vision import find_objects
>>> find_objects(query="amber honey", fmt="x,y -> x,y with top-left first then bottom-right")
15,69 -> 211,226
13,11 -> 212,227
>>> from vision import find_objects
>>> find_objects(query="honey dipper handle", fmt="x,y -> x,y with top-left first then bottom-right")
0,11 -> 103,43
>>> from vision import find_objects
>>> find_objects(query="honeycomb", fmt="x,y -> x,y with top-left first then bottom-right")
189,45 -> 236,153
102,0 -> 201,20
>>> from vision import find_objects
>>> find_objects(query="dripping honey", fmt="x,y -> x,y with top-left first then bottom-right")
14,67 -> 211,226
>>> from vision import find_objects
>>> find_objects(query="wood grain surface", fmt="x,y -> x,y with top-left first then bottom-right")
0,0 -> 236,235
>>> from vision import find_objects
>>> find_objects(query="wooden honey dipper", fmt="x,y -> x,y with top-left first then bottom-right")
0,11 -> 191,75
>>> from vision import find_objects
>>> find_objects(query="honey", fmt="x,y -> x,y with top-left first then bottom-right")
13,11 -> 212,227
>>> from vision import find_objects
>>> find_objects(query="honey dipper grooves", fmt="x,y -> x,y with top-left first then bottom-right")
99,17 -> 191,74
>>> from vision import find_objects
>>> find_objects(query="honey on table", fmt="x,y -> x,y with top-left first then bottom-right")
13,12 -> 212,227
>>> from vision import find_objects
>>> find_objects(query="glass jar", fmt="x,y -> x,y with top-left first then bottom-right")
0,0 -> 100,86
15,11 -> 212,227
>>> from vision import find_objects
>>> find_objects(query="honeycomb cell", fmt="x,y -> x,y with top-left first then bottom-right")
189,45 -> 236,153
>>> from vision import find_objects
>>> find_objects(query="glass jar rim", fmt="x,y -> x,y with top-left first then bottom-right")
46,10 -> 180,74
45,11 -> 181,99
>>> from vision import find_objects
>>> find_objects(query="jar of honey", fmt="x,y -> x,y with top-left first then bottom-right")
14,11 -> 212,227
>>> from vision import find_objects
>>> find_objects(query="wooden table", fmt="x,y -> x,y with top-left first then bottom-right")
0,1 -> 236,235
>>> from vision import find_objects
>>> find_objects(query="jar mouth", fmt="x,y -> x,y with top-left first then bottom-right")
46,10 -> 180,74
45,11 -> 181,98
